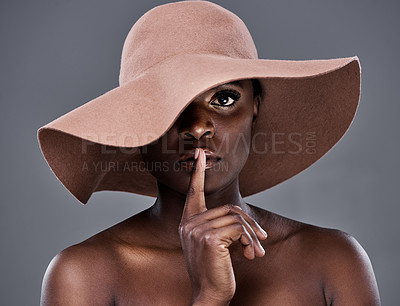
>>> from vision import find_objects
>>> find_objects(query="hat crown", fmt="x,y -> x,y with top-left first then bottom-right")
119,1 -> 258,85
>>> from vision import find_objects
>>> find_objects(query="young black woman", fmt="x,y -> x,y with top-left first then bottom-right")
41,79 -> 380,305
38,1 -> 380,305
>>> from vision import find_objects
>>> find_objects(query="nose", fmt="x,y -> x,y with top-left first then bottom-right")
178,103 -> 215,140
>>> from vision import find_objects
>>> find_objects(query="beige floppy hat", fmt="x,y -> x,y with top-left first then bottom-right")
37,0 -> 361,205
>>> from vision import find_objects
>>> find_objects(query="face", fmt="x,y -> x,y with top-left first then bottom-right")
140,79 -> 259,196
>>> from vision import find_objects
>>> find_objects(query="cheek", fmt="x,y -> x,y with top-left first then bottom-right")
232,124 -> 253,167
219,110 -> 253,150
216,116 -> 253,170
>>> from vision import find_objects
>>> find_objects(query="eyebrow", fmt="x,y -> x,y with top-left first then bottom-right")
215,80 -> 243,89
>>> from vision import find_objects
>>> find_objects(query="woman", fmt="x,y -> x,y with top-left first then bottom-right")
38,1 -> 380,305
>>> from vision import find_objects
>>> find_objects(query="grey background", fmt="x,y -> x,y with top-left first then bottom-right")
1,0 -> 398,304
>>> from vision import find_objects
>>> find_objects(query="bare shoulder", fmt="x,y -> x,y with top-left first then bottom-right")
40,231 -> 119,305
40,211 -> 154,305
294,225 -> 381,305
300,227 -> 381,305
249,204 -> 381,305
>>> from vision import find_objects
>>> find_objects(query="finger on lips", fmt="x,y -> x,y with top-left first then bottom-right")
180,147 -> 267,258
182,148 -> 207,219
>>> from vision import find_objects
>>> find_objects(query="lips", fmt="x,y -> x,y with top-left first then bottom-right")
178,148 -> 221,163
178,148 -> 221,170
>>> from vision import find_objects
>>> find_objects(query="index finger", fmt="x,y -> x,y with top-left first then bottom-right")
181,148 -> 207,220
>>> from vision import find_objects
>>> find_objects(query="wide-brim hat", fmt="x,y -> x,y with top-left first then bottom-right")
37,1 -> 361,205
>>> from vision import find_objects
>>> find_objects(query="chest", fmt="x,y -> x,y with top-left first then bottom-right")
111,247 -> 327,306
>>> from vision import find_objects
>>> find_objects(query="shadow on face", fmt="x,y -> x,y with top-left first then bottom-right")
140,79 -> 261,196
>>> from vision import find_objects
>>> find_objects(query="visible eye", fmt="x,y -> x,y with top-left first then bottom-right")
210,90 -> 241,107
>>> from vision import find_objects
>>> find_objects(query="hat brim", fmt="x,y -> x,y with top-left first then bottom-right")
37,54 -> 360,204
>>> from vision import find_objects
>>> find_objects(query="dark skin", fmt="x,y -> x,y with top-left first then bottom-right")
41,80 -> 381,305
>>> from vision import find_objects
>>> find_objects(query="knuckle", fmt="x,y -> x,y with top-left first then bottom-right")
232,213 -> 244,223
234,222 -> 245,232
186,186 -> 196,197
178,222 -> 191,237
248,236 -> 255,247
178,225 -> 185,237
247,217 -> 258,226
224,203 -> 235,211
241,232 -> 253,245
190,226 -> 202,240
201,231 -> 217,245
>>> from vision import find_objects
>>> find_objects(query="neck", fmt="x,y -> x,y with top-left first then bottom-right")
146,178 -> 250,248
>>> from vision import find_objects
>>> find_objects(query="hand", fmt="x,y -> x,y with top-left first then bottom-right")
178,148 -> 267,305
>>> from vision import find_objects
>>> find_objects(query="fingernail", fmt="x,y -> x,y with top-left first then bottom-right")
261,229 -> 268,238
194,148 -> 199,160
234,205 -> 242,210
